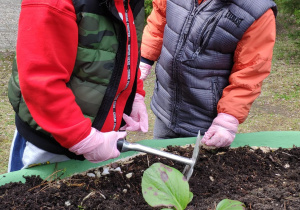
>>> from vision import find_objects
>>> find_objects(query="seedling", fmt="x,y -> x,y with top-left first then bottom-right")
142,163 -> 246,210
216,199 -> 246,210
142,163 -> 193,210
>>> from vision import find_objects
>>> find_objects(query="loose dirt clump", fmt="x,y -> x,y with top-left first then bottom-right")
0,146 -> 299,209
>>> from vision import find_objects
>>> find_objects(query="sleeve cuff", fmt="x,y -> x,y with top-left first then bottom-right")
141,57 -> 154,66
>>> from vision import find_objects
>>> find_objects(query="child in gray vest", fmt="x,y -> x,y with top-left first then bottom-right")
140,0 -> 277,147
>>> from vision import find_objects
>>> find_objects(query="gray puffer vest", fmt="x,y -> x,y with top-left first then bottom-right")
151,0 -> 277,136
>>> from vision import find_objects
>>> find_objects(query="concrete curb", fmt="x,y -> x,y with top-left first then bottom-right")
0,1 -> 21,51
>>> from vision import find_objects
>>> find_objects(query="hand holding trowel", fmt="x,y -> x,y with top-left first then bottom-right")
117,131 -> 202,181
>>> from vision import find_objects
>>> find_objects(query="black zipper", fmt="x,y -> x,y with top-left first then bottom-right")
92,2 -> 128,130
171,0 -> 212,129
112,0 -> 132,130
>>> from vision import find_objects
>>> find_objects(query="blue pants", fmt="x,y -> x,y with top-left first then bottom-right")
8,130 -> 70,172
8,130 -> 26,172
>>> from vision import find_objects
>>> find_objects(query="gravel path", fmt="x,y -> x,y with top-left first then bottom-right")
0,1 -> 21,51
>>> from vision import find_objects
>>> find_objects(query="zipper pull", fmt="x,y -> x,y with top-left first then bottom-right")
192,47 -> 201,59
183,33 -> 187,41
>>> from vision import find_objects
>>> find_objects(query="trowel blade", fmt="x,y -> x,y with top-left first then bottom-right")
182,131 -> 202,181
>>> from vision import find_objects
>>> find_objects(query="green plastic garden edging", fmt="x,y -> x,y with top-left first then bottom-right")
0,131 -> 299,186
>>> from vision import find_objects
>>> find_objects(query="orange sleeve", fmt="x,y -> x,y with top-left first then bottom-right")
141,0 -> 167,61
217,9 -> 276,123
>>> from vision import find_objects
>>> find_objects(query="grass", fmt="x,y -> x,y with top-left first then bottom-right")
0,51 -> 15,174
0,13 -> 299,174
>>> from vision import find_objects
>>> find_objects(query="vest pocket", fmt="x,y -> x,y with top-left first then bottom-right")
194,9 -> 224,56
182,8 -> 225,63
211,79 -> 222,117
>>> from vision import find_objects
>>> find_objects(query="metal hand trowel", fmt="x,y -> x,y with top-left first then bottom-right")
117,131 -> 202,181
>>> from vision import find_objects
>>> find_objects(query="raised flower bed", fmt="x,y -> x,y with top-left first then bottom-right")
0,131 -> 299,209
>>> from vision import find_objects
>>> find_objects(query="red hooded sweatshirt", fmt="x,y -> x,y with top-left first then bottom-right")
16,0 -> 144,148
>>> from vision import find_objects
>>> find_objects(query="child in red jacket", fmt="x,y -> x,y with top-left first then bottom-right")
8,0 -> 148,171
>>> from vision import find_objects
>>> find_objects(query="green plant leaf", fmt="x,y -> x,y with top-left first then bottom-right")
216,199 -> 246,210
142,163 -> 193,210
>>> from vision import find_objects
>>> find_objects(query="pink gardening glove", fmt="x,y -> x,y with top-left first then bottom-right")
201,113 -> 239,147
120,93 -> 148,132
69,128 -> 127,163
139,62 -> 152,81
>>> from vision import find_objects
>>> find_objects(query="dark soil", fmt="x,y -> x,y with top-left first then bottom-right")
0,146 -> 300,209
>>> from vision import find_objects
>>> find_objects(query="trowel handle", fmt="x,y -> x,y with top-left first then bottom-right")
117,139 -> 138,153
117,139 -> 125,152
116,139 -> 193,166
